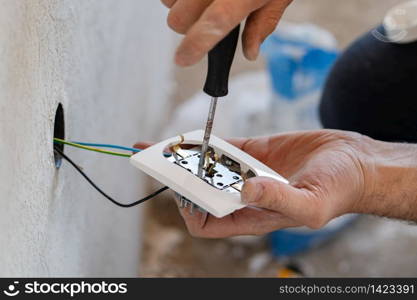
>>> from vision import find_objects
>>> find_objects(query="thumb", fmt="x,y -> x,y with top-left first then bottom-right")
241,177 -> 326,229
132,142 -> 153,150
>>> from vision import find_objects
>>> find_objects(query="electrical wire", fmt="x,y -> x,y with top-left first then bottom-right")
71,141 -> 141,153
54,146 -> 169,208
54,138 -> 172,158
54,138 -> 131,158
74,141 -> 172,158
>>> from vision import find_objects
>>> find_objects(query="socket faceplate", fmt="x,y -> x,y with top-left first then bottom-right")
130,130 -> 288,218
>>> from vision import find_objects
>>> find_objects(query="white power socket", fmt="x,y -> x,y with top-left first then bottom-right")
130,130 -> 288,218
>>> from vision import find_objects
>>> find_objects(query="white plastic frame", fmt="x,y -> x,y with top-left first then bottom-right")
130,130 -> 288,218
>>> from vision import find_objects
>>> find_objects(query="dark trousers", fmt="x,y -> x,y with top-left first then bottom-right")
320,26 -> 417,143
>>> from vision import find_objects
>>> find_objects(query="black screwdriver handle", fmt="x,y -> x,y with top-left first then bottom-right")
203,25 -> 240,98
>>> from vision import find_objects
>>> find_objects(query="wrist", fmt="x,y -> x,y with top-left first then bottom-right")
358,138 -> 417,220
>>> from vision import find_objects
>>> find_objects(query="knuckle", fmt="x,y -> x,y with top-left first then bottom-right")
183,219 -> 209,238
306,216 -> 326,230
187,225 -> 204,238
263,13 -> 280,29
305,205 -> 329,230
269,184 -> 288,211
160,0 -> 169,8
167,12 -> 187,34
182,38 -> 206,57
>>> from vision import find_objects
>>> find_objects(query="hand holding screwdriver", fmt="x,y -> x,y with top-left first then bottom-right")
198,25 -> 240,178
161,0 -> 293,66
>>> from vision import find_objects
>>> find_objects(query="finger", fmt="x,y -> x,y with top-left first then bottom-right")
132,142 -> 154,149
177,204 -> 211,232
161,0 -> 177,8
228,131 -> 307,151
167,0 -> 212,34
175,0 -> 269,66
242,0 -> 292,60
180,205 -> 298,238
227,137 -> 270,161
200,211 -> 209,228
241,176 -> 327,229
227,137 -> 255,150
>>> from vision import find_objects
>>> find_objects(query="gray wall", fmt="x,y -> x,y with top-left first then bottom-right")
0,0 -> 174,276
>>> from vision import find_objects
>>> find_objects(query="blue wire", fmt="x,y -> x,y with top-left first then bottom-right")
72,141 -> 141,153
71,141 -> 172,157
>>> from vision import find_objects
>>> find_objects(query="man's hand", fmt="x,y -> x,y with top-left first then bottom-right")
161,0 -> 293,66
170,130 -> 373,238
134,130 -> 417,238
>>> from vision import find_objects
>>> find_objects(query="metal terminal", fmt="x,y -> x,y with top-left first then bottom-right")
204,151 -> 212,168
198,97 -> 218,177
171,135 -> 185,150
220,155 -> 242,173
172,152 -> 180,163
205,163 -> 216,178
170,135 -> 186,162
175,148 -> 191,159
174,152 -> 243,189
168,146 -> 251,216
231,181 -> 243,192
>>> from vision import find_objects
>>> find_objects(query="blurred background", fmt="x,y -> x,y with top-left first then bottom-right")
140,0 -> 417,277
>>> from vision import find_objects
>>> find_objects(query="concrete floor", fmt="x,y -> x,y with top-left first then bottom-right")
141,0 -> 417,277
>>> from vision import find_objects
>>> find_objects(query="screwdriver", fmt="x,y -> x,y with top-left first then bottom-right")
197,25 -> 241,178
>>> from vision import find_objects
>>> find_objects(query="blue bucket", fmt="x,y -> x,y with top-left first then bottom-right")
269,214 -> 358,257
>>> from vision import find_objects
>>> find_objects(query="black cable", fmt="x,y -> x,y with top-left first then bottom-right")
54,146 -> 169,208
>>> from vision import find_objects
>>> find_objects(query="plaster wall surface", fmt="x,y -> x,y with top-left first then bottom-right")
0,0 -> 174,276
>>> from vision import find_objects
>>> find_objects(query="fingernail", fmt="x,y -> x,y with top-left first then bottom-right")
242,181 -> 263,204
245,45 -> 260,61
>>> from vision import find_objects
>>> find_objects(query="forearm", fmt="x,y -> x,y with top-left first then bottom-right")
359,140 -> 417,222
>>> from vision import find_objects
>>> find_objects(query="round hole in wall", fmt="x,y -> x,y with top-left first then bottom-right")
53,103 -> 65,168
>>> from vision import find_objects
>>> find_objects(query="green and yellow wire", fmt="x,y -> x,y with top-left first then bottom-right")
53,138 -> 132,158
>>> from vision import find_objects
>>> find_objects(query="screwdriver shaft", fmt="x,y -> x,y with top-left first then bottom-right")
198,97 -> 218,178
